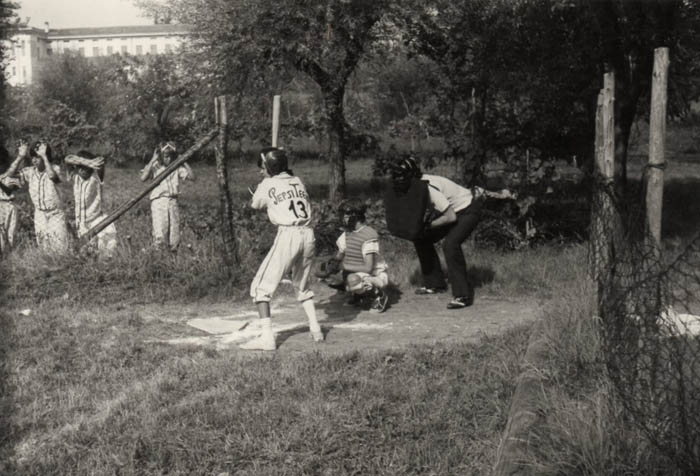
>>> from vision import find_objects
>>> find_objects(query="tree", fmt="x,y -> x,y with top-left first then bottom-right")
135,0 -> 393,202
0,1 -> 19,139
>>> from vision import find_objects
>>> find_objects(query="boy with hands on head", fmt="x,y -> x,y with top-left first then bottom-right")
140,141 -> 195,251
3,139 -> 71,254
64,151 -> 118,258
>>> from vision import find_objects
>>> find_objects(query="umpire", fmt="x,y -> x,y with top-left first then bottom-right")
389,156 -> 483,309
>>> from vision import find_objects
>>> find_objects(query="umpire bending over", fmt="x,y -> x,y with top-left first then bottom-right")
390,156 -> 483,309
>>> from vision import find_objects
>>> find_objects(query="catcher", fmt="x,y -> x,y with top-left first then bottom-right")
323,200 -> 389,313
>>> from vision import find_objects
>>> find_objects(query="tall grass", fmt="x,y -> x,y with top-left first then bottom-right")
520,259 -> 679,475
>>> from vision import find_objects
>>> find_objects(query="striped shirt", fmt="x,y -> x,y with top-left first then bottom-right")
146,164 -> 192,200
73,174 -> 104,229
336,226 -> 388,275
19,165 -> 63,211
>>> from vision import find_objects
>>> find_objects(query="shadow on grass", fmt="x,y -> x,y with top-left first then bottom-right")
0,285 -> 18,474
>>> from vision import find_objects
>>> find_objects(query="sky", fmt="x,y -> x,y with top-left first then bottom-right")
16,0 -> 154,29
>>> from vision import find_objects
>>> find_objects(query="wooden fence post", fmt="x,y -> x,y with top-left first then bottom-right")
646,47 -> 669,256
215,95 -> 238,265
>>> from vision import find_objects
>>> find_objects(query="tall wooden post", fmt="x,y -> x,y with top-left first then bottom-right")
591,72 -> 619,312
215,95 -> 238,266
272,95 -> 281,147
646,47 -> 669,256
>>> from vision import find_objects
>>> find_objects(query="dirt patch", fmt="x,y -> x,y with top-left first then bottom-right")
135,283 -> 541,354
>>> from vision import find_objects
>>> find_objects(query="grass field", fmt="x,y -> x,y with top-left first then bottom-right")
1,128 -> 700,475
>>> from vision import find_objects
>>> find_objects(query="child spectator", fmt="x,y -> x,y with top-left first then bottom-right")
3,140 -> 71,254
335,200 -> 389,313
242,147 -> 322,351
64,151 -> 118,258
140,141 -> 195,251
0,145 -> 19,255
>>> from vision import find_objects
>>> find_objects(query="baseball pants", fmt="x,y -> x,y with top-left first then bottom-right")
35,208 -> 71,254
151,197 -> 181,250
251,226 -> 315,303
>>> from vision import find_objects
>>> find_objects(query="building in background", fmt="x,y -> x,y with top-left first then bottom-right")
4,22 -> 191,86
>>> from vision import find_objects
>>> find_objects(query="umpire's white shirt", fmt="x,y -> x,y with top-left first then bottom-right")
251,172 -> 312,226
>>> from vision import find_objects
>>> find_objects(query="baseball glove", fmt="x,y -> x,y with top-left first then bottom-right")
315,256 -> 342,279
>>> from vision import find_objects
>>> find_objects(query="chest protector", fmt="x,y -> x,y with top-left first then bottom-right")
384,178 -> 430,241
343,227 -> 378,271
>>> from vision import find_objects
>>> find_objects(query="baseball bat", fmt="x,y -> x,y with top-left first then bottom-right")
272,95 -> 280,147
81,128 -> 219,243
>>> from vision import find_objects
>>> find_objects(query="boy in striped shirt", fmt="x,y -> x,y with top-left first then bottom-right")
64,151 -> 118,258
140,142 -> 195,251
335,200 -> 389,313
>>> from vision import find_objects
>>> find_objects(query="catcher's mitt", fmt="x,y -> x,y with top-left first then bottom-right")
315,256 -> 342,279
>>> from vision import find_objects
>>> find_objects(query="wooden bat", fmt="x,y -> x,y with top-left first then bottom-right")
272,95 -> 280,147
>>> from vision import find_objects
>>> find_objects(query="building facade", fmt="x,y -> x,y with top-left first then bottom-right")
5,23 -> 191,86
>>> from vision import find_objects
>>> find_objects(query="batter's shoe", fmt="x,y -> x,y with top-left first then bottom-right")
370,289 -> 389,313
310,330 -> 324,342
415,286 -> 447,295
447,296 -> 473,309
239,332 -> 277,351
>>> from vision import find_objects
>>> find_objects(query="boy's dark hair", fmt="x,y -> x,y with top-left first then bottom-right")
258,147 -> 292,176
30,140 -> 54,163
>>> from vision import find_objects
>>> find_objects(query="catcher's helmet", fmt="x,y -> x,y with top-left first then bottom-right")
258,147 -> 289,176
339,200 -> 367,230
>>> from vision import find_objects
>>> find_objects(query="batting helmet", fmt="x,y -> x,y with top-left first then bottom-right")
339,199 -> 367,231
258,147 -> 289,176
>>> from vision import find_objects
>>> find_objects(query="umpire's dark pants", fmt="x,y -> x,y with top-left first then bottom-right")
413,200 -> 482,298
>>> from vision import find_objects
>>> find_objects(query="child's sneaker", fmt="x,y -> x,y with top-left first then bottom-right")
370,289 -> 388,313
346,293 -> 364,306
310,330 -> 324,342
239,332 -> 277,351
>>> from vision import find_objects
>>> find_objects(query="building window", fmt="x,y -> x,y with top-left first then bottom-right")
93,46 -> 100,56
11,67 -> 15,76
135,44 -> 143,55
164,44 -> 173,53
78,47 -> 84,56
20,40 -> 25,55
121,45 -> 128,54
47,48 -> 52,55
22,67 -> 26,80
150,44 -> 157,54
107,46 -> 113,55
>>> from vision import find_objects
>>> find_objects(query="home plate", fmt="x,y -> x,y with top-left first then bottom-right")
188,318 -> 249,334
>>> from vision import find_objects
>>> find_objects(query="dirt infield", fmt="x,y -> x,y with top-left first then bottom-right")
135,283 -> 541,353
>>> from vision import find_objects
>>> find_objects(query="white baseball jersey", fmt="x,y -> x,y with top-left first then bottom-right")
250,172 -> 315,303
251,172 -> 311,226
